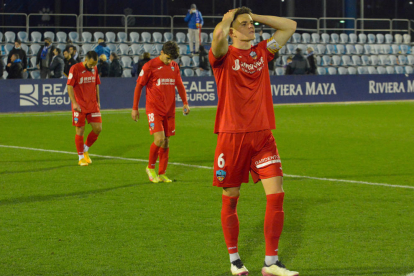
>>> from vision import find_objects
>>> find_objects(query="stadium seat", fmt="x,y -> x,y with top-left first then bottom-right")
68,32 -> 79,43
328,67 -> 337,75
192,55 -> 199,67
348,67 -> 357,74
382,45 -> 391,54
279,45 -> 286,55
130,32 -> 140,43
130,44 -> 142,55
336,44 -> 345,54
379,55 -> 389,65
194,68 -> 203,76
2,56 -> 7,67
301,33 -> 310,44
141,32 -> 151,43
30,70 -> 40,79
153,32 -> 162,43
178,44 -> 187,55
154,44 -> 163,55
31,31 -> 42,43
105,32 -> 116,43
317,44 -> 326,55
326,44 -> 335,54
122,69 -> 132,77
30,57 -> 37,69
361,55 -> 370,65
184,68 -> 194,77
292,33 -> 301,43
367,66 -> 378,74
376,34 -> 384,44
405,66 -> 413,74
30,44 -> 41,56
391,45 -> 400,54
181,56 -> 192,67
317,67 -> 326,75
407,55 -> 414,65
44,31 -> 55,42
121,56 -> 132,68
5,31 -> 16,43
297,44 -> 307,53
316,56 -> 322,65
164,32 -> 173,42
395,34 -> 403,44
385,34 -> 393,44
386,66 -> 395,74
133,56 -> 139,64
364,44 -> 371,54
119,44 -> 130,55
377,66 -> 387,74
176,32 -> 186,44
395,66 -> 404,74
17,31 -> 28,43
321,33 -> 330,43
358,33 -> 367,44
372,45 -> 381,54
338,67 -> 347,75
349,33 -> 357,44
355,44 -> 364,54
311,33 -> 320,43
4,44 -> 14,54
107,43 -> 117,53
201,32 -> 209,44
357,67 -> 367,74
81,44 -> 93,55
94,32 -> 104,42
209,32 -> 213,43
56,32 -> 67,43
342,55 -> 352,66
281,56 -> 288,65
276,68 -> 285,75
143,44 -> 154,55
262,33 -> 271,41
389,55 -> 397,65
0,32 -> 3,43
346,44 -> 355,54
82,32 -> 92,43
19,43 -> 28,54
371,55 -> 379,65
367,33 -> 375,43
287,44 -> 296,54
331,33 -> 339,44
403,34 -> 411,44
400,45 -> 409,54
340,33 -> 348,44
332,56 -> 341,66
117,32 -> 127,43
56,44 -> 66,52
352,55 -> 362,66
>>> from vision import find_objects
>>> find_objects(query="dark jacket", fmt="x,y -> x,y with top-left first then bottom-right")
109,58 -> 123,77
49,54 -> 65,78
94,43 -> 111,60
6,59 -> 24,79
73,52 -> 82,63
97,60 -> 110,77
133,57 -> 151,77
8,48 -> 27,70
307,53 -> 317,75
199,50 -> 209,71
64,57 -> 76,77
36,45 -> 55,69
0,58 -> 4,79
286,53 -> 310,75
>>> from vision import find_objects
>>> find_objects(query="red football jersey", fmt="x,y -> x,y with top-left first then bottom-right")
67,62 -> 101,113
209,39 -> 279,134
137,57 -> 183,116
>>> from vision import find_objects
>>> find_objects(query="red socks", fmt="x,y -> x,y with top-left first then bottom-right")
85,131 -> 99,148
158,147 -> 169,175
264,192 -> 285,256
75,135 -> 84,155
148,142 -> 160,169
221,195 -> 240,254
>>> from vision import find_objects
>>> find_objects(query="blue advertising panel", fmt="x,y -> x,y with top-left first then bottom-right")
1,75 -> 414,113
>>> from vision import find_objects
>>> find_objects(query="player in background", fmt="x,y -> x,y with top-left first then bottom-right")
131,41 -> 190,183
67,51 -> 102,166
209,7 -> 298,276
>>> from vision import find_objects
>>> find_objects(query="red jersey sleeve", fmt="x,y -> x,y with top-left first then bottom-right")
67,65 -> 77,86
209,48 -> 229,68
95,66 -> 101,85
137,62 -> 151,86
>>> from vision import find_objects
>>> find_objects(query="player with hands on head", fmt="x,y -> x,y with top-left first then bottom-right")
209,7 -> 298,276
131,41 -> 189,183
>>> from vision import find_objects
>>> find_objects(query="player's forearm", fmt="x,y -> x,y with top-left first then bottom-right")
213,17 -> 232,43
133,83 -> 143,110
67,85 -> 77,104
251,14 -> 296,34
176,83 -> 188,105
96,85 -> 100,104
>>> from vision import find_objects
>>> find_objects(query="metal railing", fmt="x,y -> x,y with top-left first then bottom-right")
319,17 -> 356,33
0,13 -> 28,31
126,15 -> 173,33
27,13 -> 78,34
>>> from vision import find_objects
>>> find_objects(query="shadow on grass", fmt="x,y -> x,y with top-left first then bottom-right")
0,165 -> 74,175
0,182 -> 150,206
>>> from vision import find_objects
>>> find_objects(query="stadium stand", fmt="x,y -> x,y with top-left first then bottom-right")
106,32 -> 116,43
56,32 -> 67,43
130,32 -> 140,43
44,31 -> 55,42
18,31 -> 29,43
31,32 -> 42,43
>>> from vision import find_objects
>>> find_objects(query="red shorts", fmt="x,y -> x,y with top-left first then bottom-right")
213,130 -> 283,187
147,112 -> 175,136
72,109 -> 102,127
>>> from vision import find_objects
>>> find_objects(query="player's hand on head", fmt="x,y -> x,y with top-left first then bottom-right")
223,9 -> 237,22
131,109 -> 139,122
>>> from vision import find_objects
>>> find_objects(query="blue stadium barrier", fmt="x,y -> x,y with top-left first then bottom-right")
1,75 -> 414,113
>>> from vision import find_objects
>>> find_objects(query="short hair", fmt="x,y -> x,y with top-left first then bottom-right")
99,54 -> 107,62
15,39 -> 21,45
55,48 -> 61,54
296,48 -> 302,54
307,46 -> 314,52
231,6 -> 253,27
86,51 -> 98,61
98,37 -> 104,41
162,41 -> 179,59
110,52 -> 119,59
69,45 -> 76,51
143,52 -> 151,59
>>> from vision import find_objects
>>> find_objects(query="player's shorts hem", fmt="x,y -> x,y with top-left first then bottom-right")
253,174 -> 284,184
213,182 -> 244,188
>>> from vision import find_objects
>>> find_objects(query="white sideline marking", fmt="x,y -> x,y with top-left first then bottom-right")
1,144 -> 413,190
406,272 -> 414,276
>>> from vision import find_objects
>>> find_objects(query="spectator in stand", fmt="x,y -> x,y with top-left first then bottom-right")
132,52 -> 151,77
285,48 -> 309,75
198,45 -> 210,76
306,46 -> 317,75
49,48 -> 64,78
184,4 -> 203,55
109,52 -> 123,77
36,37 -> 55,79
259,30 -> 278,75
63,49 -> 76,77
6,53 -> 23,79
0,56 -> 4,79
284,56 -> 293,75
69,45 -> 81,63
94,37 -> 111,61
97,54 -> 109,77
7,39 -> 27,74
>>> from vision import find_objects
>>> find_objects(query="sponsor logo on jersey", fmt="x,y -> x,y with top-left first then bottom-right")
79,76 -> 96,84
255,155 -> 281,168
139,69 -> 144,76
19,84 -> 39,106
233,57 -> 265,74
232,59 -> 240,71
156,78 -> 176,86
216,170 -> 227,182
157,66 -> 163,70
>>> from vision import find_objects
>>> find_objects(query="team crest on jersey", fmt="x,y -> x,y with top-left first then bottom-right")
216,170 -> 227,182
171,66 -> 174,71
250,51 -> 257,59
74,117 -> 79,123
91,68 -> 95,74
150,123 -> 155,130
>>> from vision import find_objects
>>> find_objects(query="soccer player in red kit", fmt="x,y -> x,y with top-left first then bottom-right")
209,7 -> 298,276
67,51 -> 102,166
131,41 -> 189,183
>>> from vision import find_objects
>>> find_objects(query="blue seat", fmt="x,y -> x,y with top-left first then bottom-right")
56,32 -> 67,43
129,32 -> 140,43
357,67 -> 367,74
68,32 -> 79,43
331,33 -> 339,44
5,31 -> 16,43
276,68 -> 285,75
328,67 -> 337,75
395,66 -> 404,74
105,32 -> 116,43
184,68 -> 194,77
17,31 -> 28,43
44,31 -> 55,42
317,67 -> 327,75
164,32 -> 173,42
117,32 -> 127,43
367,33 -> 376,43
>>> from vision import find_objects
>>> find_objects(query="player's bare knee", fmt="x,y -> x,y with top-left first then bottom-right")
76,127 -> 85,136
93,125 -> 102,135
223,187 -> 240,197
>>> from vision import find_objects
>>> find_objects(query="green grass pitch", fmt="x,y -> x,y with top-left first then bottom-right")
0,101 -> 413,276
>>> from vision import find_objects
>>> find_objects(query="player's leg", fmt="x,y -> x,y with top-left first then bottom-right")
83,122 -> 102,164
158,116 -> 175,182
146,130 -> 165,183
73,110 -> 88,166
